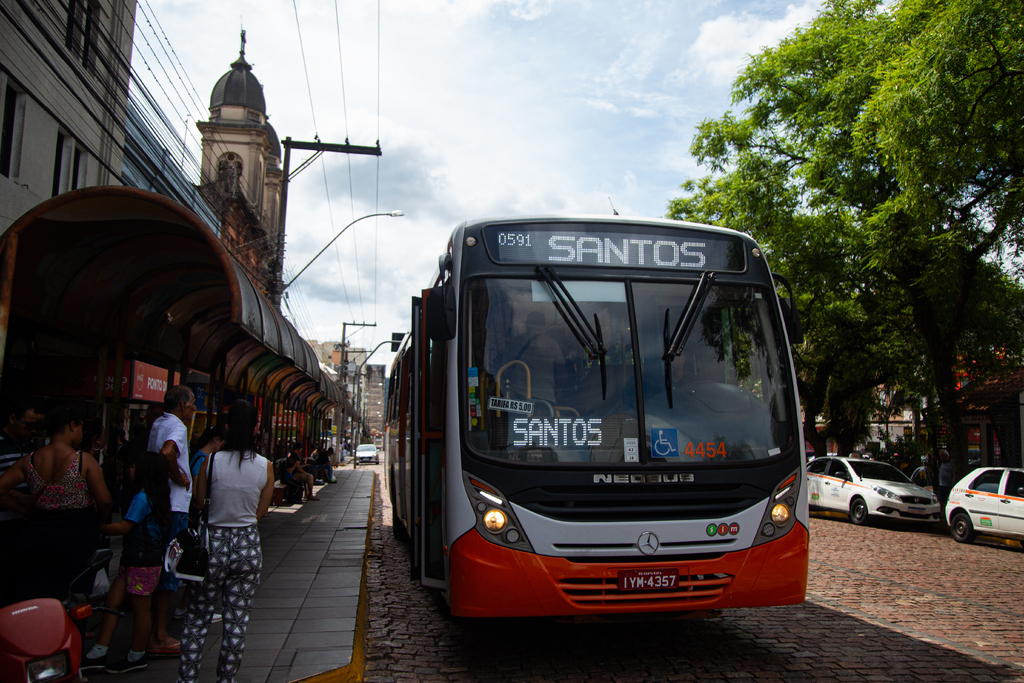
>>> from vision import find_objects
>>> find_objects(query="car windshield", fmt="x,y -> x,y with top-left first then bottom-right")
357,445 -> 375,452
464,277 -> 795,465
848,460 -> 912,484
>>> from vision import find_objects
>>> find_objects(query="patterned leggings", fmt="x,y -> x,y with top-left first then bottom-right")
177,525 -> 262,683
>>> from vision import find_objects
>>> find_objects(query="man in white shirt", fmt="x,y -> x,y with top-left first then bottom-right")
147,384 -> 195,655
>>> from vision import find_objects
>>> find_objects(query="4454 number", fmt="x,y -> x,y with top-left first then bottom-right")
684,441 -> 726,458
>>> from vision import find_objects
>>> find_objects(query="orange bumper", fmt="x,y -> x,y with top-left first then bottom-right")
448,523 -> 808,618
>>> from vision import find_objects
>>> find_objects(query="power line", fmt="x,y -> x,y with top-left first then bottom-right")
291,0 -> 319,137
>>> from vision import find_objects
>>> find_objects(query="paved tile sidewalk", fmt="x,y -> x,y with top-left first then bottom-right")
95,467 -> 374,683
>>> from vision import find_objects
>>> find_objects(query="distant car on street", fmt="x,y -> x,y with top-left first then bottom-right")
946,467 -> 1024,544
355,443 -> 380,465
807,456 -> 941,525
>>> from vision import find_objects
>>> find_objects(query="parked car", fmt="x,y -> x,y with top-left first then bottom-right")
807,456 -> 941,525
355,443 -> 380,465
946,467 -> 1024,544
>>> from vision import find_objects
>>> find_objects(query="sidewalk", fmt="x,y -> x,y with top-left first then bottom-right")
96,467 -> 375,683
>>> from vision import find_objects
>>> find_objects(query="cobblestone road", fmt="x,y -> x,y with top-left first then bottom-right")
363,465 -> 1024,682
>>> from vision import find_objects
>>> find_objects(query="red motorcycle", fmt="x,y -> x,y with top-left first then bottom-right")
0,550 -> 118,683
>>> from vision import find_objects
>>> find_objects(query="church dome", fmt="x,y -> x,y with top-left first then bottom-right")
210,52 -> 266,114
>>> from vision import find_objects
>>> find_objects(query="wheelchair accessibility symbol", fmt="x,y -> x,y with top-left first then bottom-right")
650,428 -> 680,458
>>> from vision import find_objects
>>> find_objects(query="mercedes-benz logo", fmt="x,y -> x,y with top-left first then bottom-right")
637,531 -> 659,555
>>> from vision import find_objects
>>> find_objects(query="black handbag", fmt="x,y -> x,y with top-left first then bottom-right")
163,453 -> 215,582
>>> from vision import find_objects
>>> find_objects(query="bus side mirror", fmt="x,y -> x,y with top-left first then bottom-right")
390,332 -> 404,352
772,272 -> 804,346
426,254 -> 456,342
426,284 -> 456,342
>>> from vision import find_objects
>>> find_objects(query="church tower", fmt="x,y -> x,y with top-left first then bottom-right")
197,31 -> 283,293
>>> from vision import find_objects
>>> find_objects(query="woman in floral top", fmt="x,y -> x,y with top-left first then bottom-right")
0,405 -> 112,601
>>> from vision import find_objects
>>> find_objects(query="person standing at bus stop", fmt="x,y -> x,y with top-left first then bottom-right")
0,398 -> 45,606
147,385 -> 196,656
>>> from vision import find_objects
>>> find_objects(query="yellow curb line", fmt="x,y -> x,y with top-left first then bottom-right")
291,471 -> 375,683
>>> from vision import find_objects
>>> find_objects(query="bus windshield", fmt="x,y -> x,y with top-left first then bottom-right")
464,277 -> 794,465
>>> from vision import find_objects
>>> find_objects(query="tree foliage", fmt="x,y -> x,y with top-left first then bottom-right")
668,0 -> 1024,478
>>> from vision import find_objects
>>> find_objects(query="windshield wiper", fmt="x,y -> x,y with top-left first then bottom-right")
536,266 -> 608,400
662,270 -> 716,409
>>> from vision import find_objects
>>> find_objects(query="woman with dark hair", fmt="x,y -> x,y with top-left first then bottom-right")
0,404 -> 112,601
177,401 -> 274,683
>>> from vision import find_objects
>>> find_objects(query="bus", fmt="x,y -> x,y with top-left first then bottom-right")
384,216 -> 808,619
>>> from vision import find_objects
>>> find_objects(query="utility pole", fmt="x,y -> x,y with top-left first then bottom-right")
271,137 -> 382,308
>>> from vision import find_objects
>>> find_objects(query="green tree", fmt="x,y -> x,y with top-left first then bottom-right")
669,0 -> 1024,479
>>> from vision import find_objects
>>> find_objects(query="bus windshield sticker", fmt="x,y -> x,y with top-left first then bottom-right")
512,417 -> 602,447
485,224 -> 746,272
468,366 -> 479,387
650,428 -> 680,458
624,437 -> 639,462
488,396 -> 534,415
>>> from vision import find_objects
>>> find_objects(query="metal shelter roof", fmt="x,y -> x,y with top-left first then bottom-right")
1,186 -> 341,411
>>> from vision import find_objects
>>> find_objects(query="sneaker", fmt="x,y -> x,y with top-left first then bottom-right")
173,605 -> 187,619
80,653 -> 106,674
314,479 -> 325,485
211,612 -> 222,623
105,653 -> 147,674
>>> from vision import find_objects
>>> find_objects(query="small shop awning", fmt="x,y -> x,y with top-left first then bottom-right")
0,186 -> 340,409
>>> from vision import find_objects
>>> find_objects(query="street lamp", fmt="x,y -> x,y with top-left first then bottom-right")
284,211 -> 404,292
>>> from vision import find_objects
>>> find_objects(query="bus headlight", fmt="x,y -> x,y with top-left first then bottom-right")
771,504 -> 790,525
483,509 -> 507,533
753,468 -> 802,546
463,473 -> 534,552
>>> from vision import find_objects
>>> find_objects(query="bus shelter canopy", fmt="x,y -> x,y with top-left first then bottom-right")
1,186 -> 341,410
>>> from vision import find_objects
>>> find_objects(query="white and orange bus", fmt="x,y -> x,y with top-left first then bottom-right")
385,216 -> 808,619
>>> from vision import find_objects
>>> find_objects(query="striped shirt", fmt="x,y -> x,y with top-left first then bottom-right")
0,430 -> 32,522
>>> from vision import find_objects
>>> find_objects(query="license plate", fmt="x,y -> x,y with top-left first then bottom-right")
617,568 -> 678,591
908,506 -> 925,513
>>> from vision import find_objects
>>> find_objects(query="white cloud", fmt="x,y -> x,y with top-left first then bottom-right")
131,0 -> 822,359
680,2 -> 821,87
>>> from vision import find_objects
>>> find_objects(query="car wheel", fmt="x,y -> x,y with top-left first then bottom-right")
849,497 -> 870,526
950,511 -> 976,544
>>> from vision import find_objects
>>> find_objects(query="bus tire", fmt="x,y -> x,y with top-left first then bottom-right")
393,518 -> 410,543
950,511 -> 976,544
849,497 -> 870,526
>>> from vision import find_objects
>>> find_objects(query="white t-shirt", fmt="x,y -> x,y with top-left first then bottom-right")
205,450 -> 269,527
148,412 -> 191,513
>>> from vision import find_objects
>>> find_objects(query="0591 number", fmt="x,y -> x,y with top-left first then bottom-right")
684,441 -> 727,458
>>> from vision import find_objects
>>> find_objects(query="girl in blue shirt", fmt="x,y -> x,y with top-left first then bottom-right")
81,451 -> 171,674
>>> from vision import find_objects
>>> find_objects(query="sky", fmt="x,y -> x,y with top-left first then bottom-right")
135,0 -> 822,371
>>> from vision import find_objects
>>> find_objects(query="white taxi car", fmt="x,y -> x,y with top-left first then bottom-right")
807,456 -> 941,525
946,467 -> 1024,544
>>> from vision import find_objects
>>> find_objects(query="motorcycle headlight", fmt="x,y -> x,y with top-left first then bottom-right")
25,653 -> 70,683
872,486 -> 903,502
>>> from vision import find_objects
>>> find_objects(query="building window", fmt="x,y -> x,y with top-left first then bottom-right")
65,0 -> 97,69
52,132 -> 87,197
1,82 -> 24,179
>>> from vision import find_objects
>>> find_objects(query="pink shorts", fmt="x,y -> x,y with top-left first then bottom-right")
117,565 -> 161,596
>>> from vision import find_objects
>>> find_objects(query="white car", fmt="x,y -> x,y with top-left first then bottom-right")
355,444 -> 380,465
946,467 -> 1024,544
807,456 -> 941,525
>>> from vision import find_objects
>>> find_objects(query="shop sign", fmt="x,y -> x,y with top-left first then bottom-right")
32,358 -> 131,398
132,361 -> 179,402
